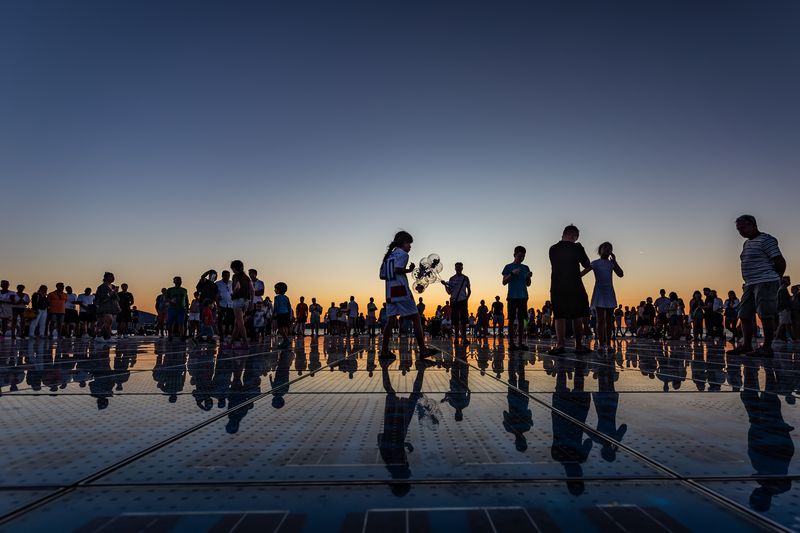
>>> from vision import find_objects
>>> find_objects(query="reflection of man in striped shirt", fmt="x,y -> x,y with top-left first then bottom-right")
729,215 -> 786,357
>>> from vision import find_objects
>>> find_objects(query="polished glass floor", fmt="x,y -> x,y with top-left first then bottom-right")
1,335 -> 799,532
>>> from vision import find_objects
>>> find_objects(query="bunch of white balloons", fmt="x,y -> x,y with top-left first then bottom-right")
412,253 -> 443,294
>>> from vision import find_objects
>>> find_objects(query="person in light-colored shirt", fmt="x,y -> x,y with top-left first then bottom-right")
216,270 -> 234,339
729,215 -> 786,356
347,296 -> 359,338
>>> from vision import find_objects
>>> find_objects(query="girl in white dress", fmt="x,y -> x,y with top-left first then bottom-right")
582,242 -> 624,352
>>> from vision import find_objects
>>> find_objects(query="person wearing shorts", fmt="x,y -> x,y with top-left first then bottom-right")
502,247 -> 532,351
309,298 -> 323,337
548,225 -> 592,355
273,282 -> 292,349
296,296 -> 309,337
47,283 -> 68,338
229,260 -> 253,348
77,288 -> 94,337
728,215 -> 785,356
347,296 -> 359,338
491,296 -> 504,338
442,262 -> 471,346
64,286 -> 79,338
165,277 -> 189,341
116,283 -> 134,337
366,297 -> 378,337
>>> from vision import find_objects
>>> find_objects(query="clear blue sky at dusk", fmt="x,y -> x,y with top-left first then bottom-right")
1,0 -> 798,312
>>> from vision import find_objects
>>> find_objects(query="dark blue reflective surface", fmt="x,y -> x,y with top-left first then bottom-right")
1,335 -> 798,531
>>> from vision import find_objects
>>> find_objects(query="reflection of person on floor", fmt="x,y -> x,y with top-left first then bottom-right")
475,344 -> 490,375
442,350 -> 470,421
691,351 -> 708,391
742,362 -> 795,511
269,350 -> 294,409
113,347 -> 137,392
294,343 -> 308,376
153,352 -> 187,403
188,350 -> 216,411
492,348 -> 505,378
309,341 -> 322,375
88,347 -> 114,410
366,345 -> 377,377
226,354 -> 267,433
378,359 -> 428,496
656,347 -> 686,392
211,353 -> 238,408
591,360 -> 626,461
705,350 -> 725,392
551,358 -> 592,495
503,353 -> 532,451
727,354 -> 744,392
24,340 -> 45,391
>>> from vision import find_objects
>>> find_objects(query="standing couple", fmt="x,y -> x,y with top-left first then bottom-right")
548,224 -> 624,355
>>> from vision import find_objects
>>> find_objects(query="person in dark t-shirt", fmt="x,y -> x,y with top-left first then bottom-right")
117,284 -> 134,337
548,225 -> 592,355
491,296 -> 504,337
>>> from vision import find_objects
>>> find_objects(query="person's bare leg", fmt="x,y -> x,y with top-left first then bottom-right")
411,314 -> 428,352
555,318 -> 566,348
381,316 -> 396,354
596,312 -> 606,347
574,319 -> 585,349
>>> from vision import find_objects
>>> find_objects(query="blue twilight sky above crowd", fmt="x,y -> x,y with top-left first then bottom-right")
1,0 -> 799,312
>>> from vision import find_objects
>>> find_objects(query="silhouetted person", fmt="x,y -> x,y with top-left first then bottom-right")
548,225 -> 592,355
728,215 -> 786,357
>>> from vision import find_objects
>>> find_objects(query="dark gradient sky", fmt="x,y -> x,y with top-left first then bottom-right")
2,1 -> 798,311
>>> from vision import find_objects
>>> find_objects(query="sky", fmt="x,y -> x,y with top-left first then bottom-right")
1,0 -> 799,314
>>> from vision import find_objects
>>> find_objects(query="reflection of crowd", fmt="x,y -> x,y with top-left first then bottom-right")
1,335 -> 797,513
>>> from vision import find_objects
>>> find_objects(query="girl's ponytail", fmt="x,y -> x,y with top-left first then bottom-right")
382,240 -> 397,265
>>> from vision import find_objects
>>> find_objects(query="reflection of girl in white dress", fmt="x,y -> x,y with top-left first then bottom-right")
581,242 -> 624,353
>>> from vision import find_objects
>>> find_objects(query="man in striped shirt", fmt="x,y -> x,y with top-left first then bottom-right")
728,215 -> 786,356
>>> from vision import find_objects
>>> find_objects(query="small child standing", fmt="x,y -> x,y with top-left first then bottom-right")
273,282 -> 291,349
199,300 -> 216,342
188,292 -> 201,338
253,301 -> 267,343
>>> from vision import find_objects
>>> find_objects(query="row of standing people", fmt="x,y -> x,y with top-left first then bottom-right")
377,215 -> 789,358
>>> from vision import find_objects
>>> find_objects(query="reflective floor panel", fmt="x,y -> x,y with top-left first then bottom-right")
1,336 -> 799,531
